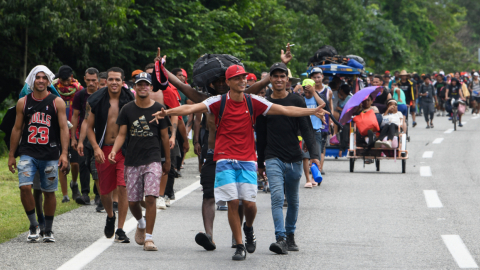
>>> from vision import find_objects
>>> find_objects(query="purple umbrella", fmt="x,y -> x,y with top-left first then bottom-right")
339,86 -> 383,125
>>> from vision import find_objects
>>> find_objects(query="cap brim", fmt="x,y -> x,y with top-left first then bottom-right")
227,72 -> 249,80
135,78 -> 152,84
270,68 -> 288,75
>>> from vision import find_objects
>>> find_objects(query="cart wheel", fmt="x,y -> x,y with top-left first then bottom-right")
350,159 -> 355,172
375,159 -> 380,171
402,159 -> 406,173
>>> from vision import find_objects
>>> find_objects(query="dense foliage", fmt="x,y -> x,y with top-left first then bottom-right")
0,0 -> 479,104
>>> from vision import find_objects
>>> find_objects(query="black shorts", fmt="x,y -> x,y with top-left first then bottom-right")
200,154 -> 216,199
472,96 -> 480,103
69,145 -> 79,163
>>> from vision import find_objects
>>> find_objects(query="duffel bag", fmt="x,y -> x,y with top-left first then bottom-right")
346,55 -> 366,67
193,54 -> 243,87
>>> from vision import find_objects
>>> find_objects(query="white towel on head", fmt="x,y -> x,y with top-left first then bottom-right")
25,65 -> 55,91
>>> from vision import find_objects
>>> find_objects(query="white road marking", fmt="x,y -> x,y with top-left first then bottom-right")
433,138 -> 444,144
57,180 -> 202,270
463,121 -> 467,125
423,190 -> 443,208
422,151 -> 434,158
420,166 -> 432,177
445,129 -> 454,134
442,235 -> 479,268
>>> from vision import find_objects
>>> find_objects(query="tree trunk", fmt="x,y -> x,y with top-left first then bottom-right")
23,27 -> 28,83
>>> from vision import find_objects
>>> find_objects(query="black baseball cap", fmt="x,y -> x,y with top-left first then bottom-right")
135,72 -> 152,84
269,62 -> 288,75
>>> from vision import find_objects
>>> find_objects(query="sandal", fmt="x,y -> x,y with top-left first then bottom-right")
311,181 -> 318,187
304,182 -> 313,188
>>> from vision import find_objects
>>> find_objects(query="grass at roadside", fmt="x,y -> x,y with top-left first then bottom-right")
0,141 -> 196,244
0,155 -> 94,244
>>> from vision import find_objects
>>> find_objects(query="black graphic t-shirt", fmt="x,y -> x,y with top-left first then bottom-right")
117,101 -> 170,166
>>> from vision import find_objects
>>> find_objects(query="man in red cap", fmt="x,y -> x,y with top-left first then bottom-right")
154,46 -> 291,255
151,64 -> 328,261
246,73 -> 257,87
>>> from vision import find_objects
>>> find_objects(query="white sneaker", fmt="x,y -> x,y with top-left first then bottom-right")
27,226 -> 40,242
156,196 -> 167,210
164,196 -> 171,207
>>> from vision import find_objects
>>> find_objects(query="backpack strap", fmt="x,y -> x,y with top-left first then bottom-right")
244,94 -> 255,127
216,94 -> 228,129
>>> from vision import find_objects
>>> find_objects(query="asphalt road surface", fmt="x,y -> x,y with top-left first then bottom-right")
1,113 -> 480,270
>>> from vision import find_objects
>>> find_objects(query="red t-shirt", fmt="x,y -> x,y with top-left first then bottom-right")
203,92 -> 272,161
163,85 -> 182,120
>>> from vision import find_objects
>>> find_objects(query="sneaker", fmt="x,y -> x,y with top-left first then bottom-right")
426,125 -> 430,129
217,205 -> 228,211
143,239 -> 158,251
96,200 -> 105,212
94,194 -> 100,205
115,228 -> 130,243
195,232 -> 216,251
156,196 -> 167,210
170,193 -> 175,200
164,196 -> 171,207
232,244 -> 247,261
62,196 -> 70,203
459,123 -> 463,127
113,202 -> 118,213
104,213 -> 116,238
286,234 -> 299,251
43,231 -> 55,243
135,224 -> 146,245
448,117 -> 453,121
412,121 -> 417,127
321,170 -> 326,175
243,223 -> 256,253
27,225 -> 41,242
70,181 -> 81,201
283,199 -> 288,208
436,113 -> 441,117
269,237 -> 288,254
76,194 -> 91,205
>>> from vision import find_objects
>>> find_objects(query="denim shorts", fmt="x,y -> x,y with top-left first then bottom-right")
18,155 -> 58,192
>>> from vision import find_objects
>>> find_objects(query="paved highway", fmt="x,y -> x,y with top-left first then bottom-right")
1,114 -> 480,269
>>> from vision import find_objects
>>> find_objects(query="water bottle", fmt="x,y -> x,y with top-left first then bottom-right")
311,163 -> 323,183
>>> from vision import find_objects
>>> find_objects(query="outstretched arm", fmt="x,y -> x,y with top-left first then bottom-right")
267,103 -> 328,121
151,103 -> 209,123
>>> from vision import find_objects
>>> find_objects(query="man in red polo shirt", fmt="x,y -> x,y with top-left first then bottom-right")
151,64 -> 327,261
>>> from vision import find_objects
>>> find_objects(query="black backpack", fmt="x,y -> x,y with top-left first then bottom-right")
193,54 -> 243,88
217,93 -> 255,129
308,45 -> 338,65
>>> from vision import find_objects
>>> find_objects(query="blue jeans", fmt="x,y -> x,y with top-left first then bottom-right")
265,158 -> 303,239
18,155 -> 58,192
